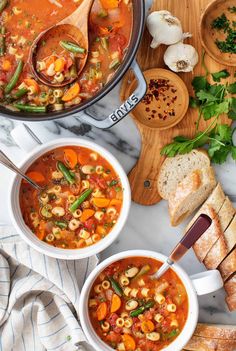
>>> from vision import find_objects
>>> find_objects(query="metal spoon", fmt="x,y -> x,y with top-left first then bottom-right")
29,0 -> 94,88
151,214 -> 212,279
0,150 -> 44,192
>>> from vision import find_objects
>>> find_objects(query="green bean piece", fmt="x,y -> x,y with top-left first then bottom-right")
101,37 -> 108,51
109,277 -> 123,297
55,220 -> 68,229
130,300 -> 155,317
109,58 -> 120,70
60,40 -> 86,54
5,60 -> 23,94
69,188 -> 93,212
133,264 -> 151,280
0,0 -> 8,13
14,104 -> 46,113
57,161 -> 75,185
13,87 -> 28,99
0,26 -> 6,56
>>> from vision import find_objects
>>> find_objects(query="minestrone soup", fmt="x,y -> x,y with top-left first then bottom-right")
0,0 -> 133,113
19,146 -> 123,249
88,257 -> 188,351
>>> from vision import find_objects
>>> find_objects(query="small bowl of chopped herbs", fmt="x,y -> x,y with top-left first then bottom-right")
200,0 -> 236,66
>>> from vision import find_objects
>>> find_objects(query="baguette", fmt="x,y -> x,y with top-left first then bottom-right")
157,150 -> 210,200
168,167 -> 216,226
224,273 -> 236,296
184,335 -> 236,351
218,248 -> 236,281
204,214 -> 236,269
225,293 -> 236,312
186,183 -> 225,262
194,323 -> 236,340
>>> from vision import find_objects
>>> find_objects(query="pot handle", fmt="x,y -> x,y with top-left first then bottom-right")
80,60 -> 147,129
11,123 -> 42,153
190,270 -> 223,296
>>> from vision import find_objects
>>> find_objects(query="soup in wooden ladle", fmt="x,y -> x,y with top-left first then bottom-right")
0,0 -> 133,113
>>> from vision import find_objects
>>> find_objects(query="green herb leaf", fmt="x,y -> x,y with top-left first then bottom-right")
192,76 -> 208,92
211,69 -> 230,82
228,82 -> 236,94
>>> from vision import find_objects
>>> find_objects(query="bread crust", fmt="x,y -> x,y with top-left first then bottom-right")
219,248 -> 236,281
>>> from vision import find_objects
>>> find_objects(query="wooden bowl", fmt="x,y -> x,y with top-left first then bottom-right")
200,0 -> 236,66
128,69 -> 189,130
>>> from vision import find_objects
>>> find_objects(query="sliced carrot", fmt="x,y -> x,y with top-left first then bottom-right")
97,302 -> 107,321
54,57 -> 66,72
93,198 -> 110,208
96,225 -> 107,235
122,335 -> 136,351
62,83 -> 80,102
141,320 -> 155,334
64,148 -> 78,169
100,0 -> 120,9
2,59 -> 12,71
110,294 -> 121,313
24,78 -> 40,93
109,199 -> 122,207
37,221 -> 45,241
78,151 -> 90,165
45,55 -> 56,69
25,171 -> 45,183
80,209 -> 95,222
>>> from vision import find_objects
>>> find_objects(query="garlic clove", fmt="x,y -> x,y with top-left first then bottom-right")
164,42 -> 199,72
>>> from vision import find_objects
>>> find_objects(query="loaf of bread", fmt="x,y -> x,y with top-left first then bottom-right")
157,150 -> 210,200
168,167 -> 216,226
204,214 -> 236,269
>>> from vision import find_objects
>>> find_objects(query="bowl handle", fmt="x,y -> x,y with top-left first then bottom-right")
11,124 -> 42,153
190,270 -> 223,296
79,60 -> 147,129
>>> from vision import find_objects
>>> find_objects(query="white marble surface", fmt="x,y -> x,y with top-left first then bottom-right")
0,83 -> 235,326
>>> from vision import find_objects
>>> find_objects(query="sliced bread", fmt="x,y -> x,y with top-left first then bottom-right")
184,335 -> 236,351
157,149 -> 210,200
168,167 -> 216,226
185,183 -> 225,262
219,248 -> 236,281
194,323 -> 236,340
225,273 -> 236,296
204,214 -> 236,269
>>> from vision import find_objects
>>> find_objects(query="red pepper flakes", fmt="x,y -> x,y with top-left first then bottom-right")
141,78 -> 178,121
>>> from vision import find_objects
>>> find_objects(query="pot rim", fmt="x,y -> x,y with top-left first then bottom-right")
0,0 -> 145,122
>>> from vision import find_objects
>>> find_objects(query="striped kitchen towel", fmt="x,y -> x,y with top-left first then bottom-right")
0,226 -> 98,351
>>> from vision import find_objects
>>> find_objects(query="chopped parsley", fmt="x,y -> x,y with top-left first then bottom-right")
211,11 -> 236,54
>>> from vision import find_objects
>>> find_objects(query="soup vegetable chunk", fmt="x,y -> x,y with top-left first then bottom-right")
0,0 -> 133,113
20,146 -> 123,249
88,257 -> 188,351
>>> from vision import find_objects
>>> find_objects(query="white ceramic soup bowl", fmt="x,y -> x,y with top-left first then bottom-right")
8,127 -> 131,260
79,250 -> 223,351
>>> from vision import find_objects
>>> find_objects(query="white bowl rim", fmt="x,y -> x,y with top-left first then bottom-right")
8,138 -> 131,260
79,250 -> 199,351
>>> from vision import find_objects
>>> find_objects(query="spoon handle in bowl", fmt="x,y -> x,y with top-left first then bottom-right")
0,150 -> 42,191
169,214 -> 212,262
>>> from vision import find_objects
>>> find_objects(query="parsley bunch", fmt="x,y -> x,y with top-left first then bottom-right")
161,69 -> 236,164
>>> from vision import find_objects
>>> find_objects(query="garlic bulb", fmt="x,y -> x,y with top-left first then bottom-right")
164,42 -> 199,72
146,10 -> 191,49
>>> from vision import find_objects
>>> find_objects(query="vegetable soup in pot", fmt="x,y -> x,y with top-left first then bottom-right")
88,257 -> 188,351
0,0 -> 133,113
19,146 -> 123,249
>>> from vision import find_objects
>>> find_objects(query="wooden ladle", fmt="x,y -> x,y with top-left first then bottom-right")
29,0 -> 94,88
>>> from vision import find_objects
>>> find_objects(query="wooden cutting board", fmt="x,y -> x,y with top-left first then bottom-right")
120,0 -> 235,206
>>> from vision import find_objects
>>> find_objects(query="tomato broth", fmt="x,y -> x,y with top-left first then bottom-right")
88,257 -> 188,351
0,0 -> 133,113
19,146 -> 123,249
